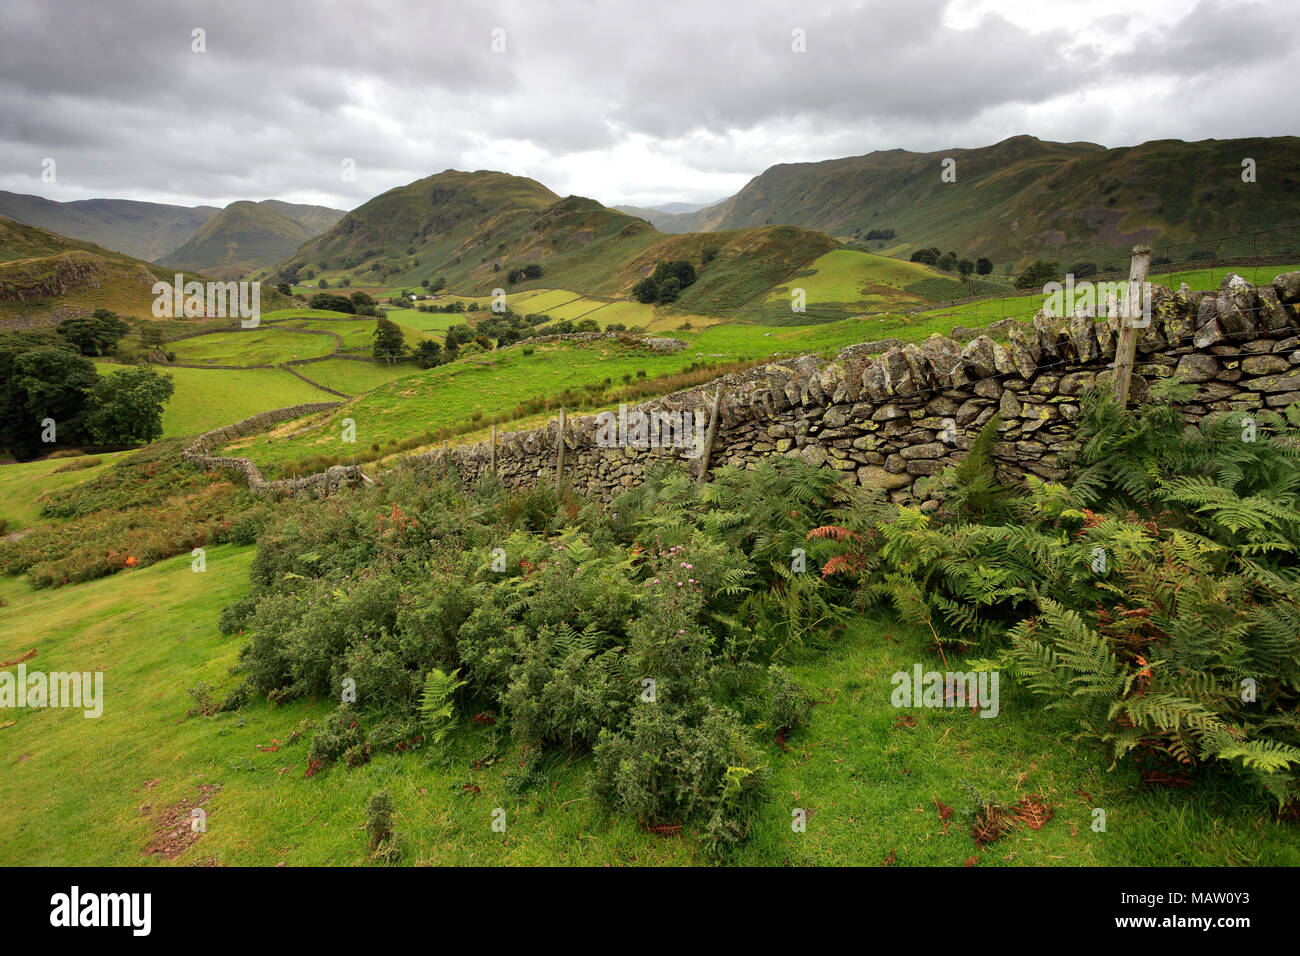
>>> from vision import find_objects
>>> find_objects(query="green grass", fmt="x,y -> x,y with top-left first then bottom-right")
290,358 -> 426,395
170,328 -> 337,366
0,454 -> 123,528
128,365 -> 333,438
382,308 -> 460,333
1,548 -> 1291,866
276,317 -> 430,352
766,249 -> 948,310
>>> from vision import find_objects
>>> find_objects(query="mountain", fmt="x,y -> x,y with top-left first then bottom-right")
158,200 -> 345,279
262,169 -> 835,313
0,215 -> 294,326
614,204 -> 697,233
614,200 -> 726,232
0,191 -> 219,262
645,135 -> 1300,270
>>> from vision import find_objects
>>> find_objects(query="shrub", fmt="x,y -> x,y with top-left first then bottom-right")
308,706 -> 366,769
768,665 -> 812,735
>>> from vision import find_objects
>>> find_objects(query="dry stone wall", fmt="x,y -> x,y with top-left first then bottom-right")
414,272 -> 1300,501
181,401 -> 373,496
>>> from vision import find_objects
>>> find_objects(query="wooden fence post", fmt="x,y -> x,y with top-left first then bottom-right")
555,408 -> 566,495
697,389 -> 723,483
1111,244 -> 1152,407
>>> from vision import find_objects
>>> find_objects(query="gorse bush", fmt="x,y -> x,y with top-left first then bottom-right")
224,457 -> 848,851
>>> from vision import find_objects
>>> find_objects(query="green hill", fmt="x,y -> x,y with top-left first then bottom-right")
0,215 -> 295,325
159,200 -> 335,279
652,135 -> 1300,271
259,169 -> 836,313
0,190 -> 219,262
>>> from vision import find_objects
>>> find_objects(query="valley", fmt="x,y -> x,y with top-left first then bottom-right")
3,134 -> 1299,875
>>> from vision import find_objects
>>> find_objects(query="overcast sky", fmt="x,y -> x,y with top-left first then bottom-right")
0,0 -> 1293,212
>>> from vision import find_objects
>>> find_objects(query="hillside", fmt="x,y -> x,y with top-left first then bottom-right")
261,169 -> 836,313
0,215 -> 294,325
159,200 -> 326,279
649,135 -> 1300,270
0,190 -> 219,262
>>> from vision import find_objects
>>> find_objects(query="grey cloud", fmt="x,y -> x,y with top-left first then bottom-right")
0,0 -> 1293,210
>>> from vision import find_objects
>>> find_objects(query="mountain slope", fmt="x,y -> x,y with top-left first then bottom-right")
0,215 -> 294,326
258,200 -> 347,236
261,170 -> 836,312
651,135 -> 1300,269
0,191 -> 219,262
158,201 -> 327,279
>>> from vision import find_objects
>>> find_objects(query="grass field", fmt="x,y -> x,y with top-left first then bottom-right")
275,317 -> 430,352
767,249 -> 948,310
0,453 -> 123,528
289,358 -> 425,395
169,328 -> 337,366
122,365 -> 333,438
0,544 -> 1291,866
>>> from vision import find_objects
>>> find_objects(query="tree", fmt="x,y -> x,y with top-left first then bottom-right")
655,277 -> 682,304
140,325 -> 166,351
56,309 -> 130,357
976,257 -> 993,276
372,317 -> 408,364
958,258 -> 974,278
276,283 -> 292,296
413,339 -> 444,369
522,264 -> 543,279
86,367 -> 174,445
0,344 -> 98,458
445,324 -> 474,347
936,252 -> 958,273
653,260 -> 695,288
350,291 -> 380,316
318,277 -> 330,289
910,247 -> 941,266
631,277 -> 658,303
309,293 -> 356,314
1015,260 -> 1060,290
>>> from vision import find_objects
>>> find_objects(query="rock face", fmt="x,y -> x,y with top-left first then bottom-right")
186,274 -> 1300,503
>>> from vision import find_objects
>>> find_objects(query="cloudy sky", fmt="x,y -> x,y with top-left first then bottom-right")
0,0 -> 1292,212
